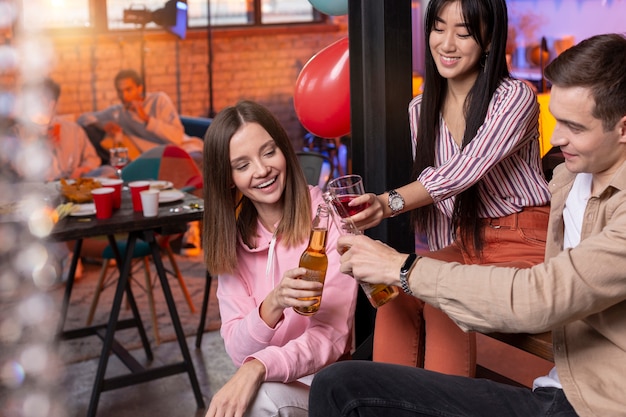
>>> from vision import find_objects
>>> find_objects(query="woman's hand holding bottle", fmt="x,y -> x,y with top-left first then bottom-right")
260,268 -> 324,327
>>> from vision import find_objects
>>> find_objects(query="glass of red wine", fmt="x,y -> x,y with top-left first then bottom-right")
325,175 -> 399,308
109,147 -> 129,179
327,174 -> 370,216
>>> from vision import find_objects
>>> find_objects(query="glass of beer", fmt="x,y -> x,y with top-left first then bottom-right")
324,175 -> 399,308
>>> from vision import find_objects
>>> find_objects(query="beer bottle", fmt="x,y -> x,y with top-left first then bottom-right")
293,204 -> 329,316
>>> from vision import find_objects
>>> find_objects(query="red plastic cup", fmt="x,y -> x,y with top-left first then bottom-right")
129,180 -> 150,212
91,187 -> 115,219
100,178 -> 123,209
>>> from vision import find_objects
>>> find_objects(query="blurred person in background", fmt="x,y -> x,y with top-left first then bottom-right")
29,77 -> 106,181
77,69 -> 203,169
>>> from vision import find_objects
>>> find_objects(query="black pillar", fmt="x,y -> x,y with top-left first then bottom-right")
348,0 -> 415,359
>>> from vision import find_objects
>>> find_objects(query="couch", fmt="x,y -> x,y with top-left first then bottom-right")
180,116 -> 212,140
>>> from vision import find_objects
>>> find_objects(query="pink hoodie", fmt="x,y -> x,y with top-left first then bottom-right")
217,186 -> 358,383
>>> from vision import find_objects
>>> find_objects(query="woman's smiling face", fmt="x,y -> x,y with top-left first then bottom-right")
229,122 -> 287,216
429,0 -> 483,85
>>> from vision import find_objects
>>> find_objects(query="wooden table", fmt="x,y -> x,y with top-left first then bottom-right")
50,191 -> 205,417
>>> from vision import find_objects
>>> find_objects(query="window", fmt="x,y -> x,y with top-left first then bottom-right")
22,0 -> 323,32
22,0 -> 91,29
259,0 -> 317,24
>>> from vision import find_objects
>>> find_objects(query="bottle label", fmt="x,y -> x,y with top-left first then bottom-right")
301,269 -> 325,282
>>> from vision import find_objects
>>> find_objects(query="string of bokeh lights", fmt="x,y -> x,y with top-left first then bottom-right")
1,1 -> 69,416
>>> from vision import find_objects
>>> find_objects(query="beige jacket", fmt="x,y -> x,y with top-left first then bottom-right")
413,162 -> 626,416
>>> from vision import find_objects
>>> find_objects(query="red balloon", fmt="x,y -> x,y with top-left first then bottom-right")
294,37 -> 350,139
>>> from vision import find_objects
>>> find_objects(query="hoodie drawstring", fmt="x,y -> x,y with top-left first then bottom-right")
265,230 -> 278,289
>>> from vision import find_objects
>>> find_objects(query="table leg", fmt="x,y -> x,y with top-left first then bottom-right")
106,235 -> 153,360
195,271 -> 212,348
87,234 -> 139,417
144,229 -> 205,409
58,238 -> 83,335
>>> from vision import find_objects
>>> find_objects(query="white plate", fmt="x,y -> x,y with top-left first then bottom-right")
69,203 -> 96,217
149,180 -> 174,190
158,190 -> 185,203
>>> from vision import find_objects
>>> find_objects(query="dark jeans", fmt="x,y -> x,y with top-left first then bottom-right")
309,361 -> 578,417
81,123 -> 109,165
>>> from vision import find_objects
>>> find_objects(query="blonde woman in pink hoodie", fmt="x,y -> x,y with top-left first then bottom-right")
202,101 -> 358,417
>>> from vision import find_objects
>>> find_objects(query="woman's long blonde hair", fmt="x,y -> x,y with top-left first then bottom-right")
202,100 -> 311,274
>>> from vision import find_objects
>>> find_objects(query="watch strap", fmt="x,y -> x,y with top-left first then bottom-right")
400,253 -> 419,295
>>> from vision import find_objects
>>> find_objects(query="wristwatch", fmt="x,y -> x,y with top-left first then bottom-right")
387,189 -> 405,217
400,253 -> 420,295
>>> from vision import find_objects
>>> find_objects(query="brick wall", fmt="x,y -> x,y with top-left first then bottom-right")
48,23 -> 348,149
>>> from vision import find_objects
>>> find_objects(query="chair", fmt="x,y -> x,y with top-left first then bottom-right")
476,332 -> 553,388
121,144 -> 203,197
296,151 -> 333,189
86,145 -> 202,343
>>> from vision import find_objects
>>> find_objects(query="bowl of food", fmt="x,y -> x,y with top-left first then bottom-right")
59,178 -> 102,203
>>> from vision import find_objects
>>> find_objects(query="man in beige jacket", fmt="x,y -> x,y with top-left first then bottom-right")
310,33 -> 626,417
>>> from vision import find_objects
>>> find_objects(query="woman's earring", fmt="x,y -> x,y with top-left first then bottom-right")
481,52 -> 489,73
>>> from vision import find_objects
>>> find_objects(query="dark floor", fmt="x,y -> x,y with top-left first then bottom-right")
61,331 -> 236,417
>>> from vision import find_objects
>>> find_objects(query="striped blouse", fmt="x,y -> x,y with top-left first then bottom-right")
409,77 -> 551,251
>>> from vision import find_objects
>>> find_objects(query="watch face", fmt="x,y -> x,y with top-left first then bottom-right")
390,195 -> 404,211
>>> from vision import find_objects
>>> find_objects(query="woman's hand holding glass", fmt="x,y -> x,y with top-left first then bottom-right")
344,193 -> 386,231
